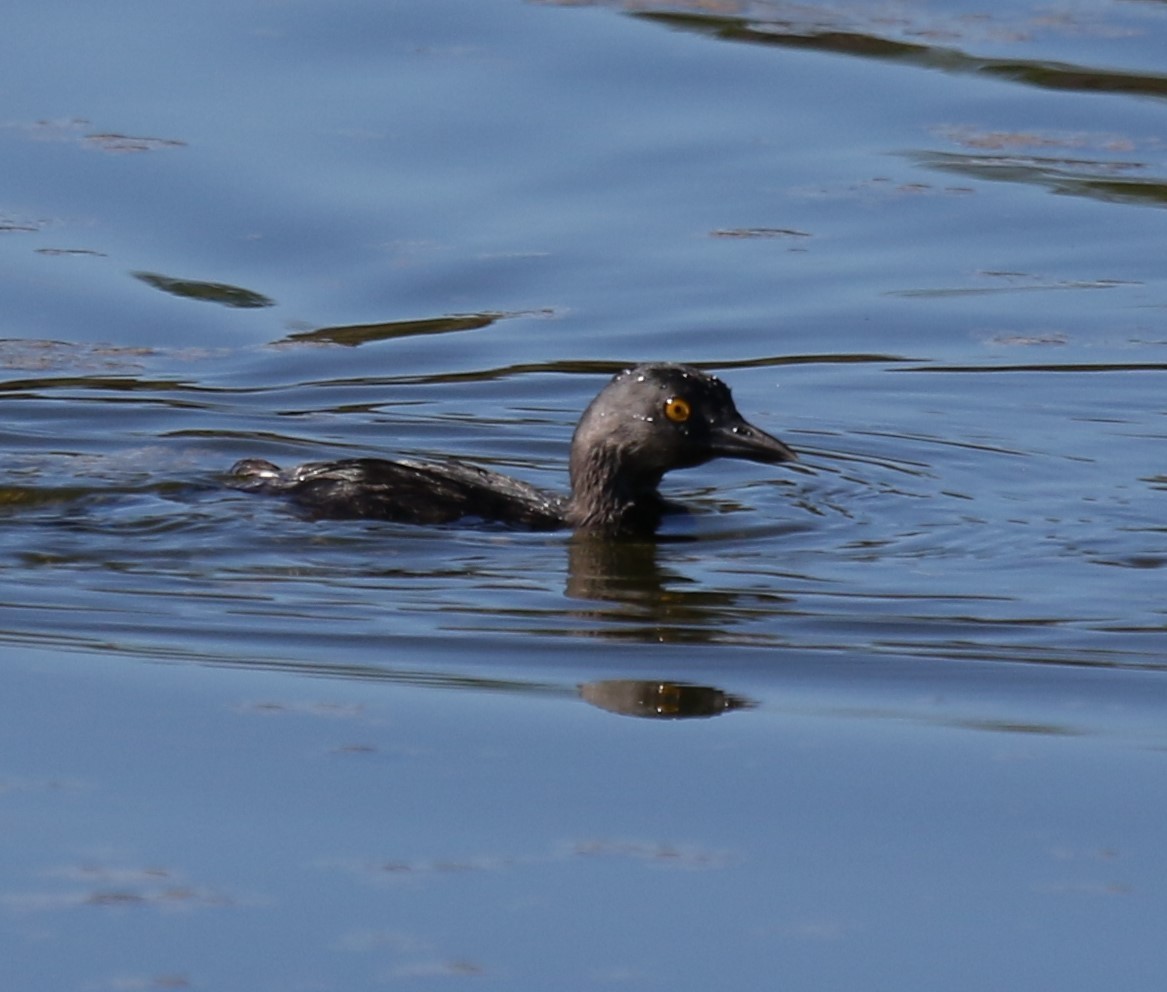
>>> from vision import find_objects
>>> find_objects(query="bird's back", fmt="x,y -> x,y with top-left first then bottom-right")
230,457 -> 565,529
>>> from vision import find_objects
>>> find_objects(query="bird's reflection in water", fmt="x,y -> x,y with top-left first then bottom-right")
579,679 -> 755,719
565,532 -> 791,642
565,534 -> 672,604
566,535 -> 764,719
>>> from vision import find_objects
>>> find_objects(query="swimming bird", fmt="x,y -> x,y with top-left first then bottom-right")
228,363 -> 796,534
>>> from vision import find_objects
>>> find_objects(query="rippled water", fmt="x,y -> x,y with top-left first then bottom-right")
3,341 -> 1159,669
2,0 -> 1166,989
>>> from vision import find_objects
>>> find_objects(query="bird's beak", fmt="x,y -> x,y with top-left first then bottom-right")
711,416 -> 798,464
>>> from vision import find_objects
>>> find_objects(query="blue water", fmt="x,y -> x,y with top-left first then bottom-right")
2,1 -> 1165,989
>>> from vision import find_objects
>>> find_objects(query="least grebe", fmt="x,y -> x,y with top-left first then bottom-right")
229,363 -> 796,534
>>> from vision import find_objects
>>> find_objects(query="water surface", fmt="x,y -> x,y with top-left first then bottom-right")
1,0 -> 1165,989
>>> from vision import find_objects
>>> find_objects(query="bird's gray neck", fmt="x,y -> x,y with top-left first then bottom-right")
566,444 -> 663,534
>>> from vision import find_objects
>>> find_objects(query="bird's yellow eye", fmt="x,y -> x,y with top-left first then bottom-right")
663,396 -> 691,424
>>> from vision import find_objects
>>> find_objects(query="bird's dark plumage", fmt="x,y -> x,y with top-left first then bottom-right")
229,363 -> 796,535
